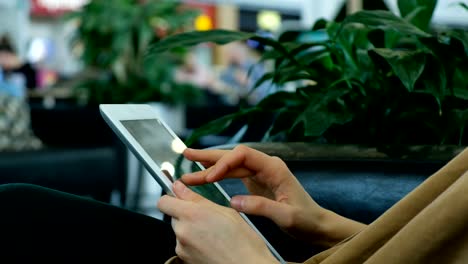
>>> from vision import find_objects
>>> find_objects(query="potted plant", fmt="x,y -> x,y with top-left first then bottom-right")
148,0 -> 467,158
68,0 -> 204,122
66,0 -> 211,135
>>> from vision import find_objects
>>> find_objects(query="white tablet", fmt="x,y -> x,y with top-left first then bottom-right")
99,104 -> 285,263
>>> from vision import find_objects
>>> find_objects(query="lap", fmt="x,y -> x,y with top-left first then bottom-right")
0,183 -> 175,262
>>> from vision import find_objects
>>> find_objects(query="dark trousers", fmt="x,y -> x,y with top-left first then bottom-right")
0,183 -> 175,263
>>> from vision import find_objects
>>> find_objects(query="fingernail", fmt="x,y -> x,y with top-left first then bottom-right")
231,196 -> 243,210
183,148 -> 192,154
173,180 -> 185,193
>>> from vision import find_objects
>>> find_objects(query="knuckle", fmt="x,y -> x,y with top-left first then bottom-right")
186,209 -> 199,221
234,144 -> 249,154
173,223 -> 184,237
175,243 -> 188,260
175,243 -> 182,255
183,205 -> 204,222
174,225 -> 190,245
270,156 -> 286,166
156,195 -> 168,208
282,208 -> 299,229
247,199 -> 264,212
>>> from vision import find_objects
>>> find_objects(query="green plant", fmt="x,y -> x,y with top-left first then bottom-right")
69,0 -> 203,105
149,0 -> 468,153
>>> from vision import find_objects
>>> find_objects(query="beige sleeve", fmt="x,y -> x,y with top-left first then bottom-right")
304,148 -> 468,264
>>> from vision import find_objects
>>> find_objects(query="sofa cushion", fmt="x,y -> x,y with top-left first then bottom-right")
0,147 -> 118,201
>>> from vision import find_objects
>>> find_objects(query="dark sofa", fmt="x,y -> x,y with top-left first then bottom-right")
0,100 -> 126,203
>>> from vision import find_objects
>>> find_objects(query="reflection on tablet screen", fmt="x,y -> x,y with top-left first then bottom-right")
121,119 -> 230,207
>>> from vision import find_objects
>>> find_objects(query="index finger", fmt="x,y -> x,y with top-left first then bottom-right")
183,148 -> 227,164
205,145 -> 286,185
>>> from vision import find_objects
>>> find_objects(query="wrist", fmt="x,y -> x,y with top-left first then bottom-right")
316,209 -> 366,248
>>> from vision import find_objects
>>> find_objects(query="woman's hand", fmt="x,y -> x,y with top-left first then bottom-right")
182,145 -> 366,247
158,181 -> 278,264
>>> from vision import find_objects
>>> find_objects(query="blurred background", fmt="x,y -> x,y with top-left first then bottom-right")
0,0 -> 466,219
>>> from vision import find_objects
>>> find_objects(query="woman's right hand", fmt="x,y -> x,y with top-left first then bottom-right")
182,145 -> 366,247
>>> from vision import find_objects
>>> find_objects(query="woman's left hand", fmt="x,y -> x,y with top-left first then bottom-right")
158,181 -> 278,264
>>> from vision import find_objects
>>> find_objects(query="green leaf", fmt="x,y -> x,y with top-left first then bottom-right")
257,91 -> 305,110
289,42 -> 329,57
249,36 -> 317,75
278,72 -> 314,84
252,72 -> 275,90
232,94 -> 304,141
456,2 -> 468,11
264,110 -> 301,139
414,55 -> 447,112
278,31 -> 301,42
272,65 -> 310,84
250,36 -> 293,57
296,49 -> 330,66
296,110 -> 354,137
184,109 -> 254,146
147,30 -> 254,54
371,48 -> 427,91
445,30 -> 468,55
292,88 -> 352,137
332,23 -> 373,72
368,29 -> 386,48
453,108 -> 468,145
313,19 -> 329,30
259,49 -> 289,68
137,24 -> 154,55
398,0 -> 437,31
453,109 -> 468,121
454,88 -> 468,100
338,10 -> 431,39
259,49 -> 284,63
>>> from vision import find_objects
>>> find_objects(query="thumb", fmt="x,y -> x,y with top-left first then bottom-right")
173,181 -> 205,203
230,195 -> 293,227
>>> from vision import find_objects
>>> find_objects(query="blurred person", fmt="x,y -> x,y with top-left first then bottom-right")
219,42 -> 273,105
0,36 -> 42,151
174,51 -> 236,106
0,35 -> 37,93
174,52 -> 216,91
0,66 -> 23,98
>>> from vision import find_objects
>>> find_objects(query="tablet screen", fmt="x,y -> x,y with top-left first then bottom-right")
120,119 -> 230,207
